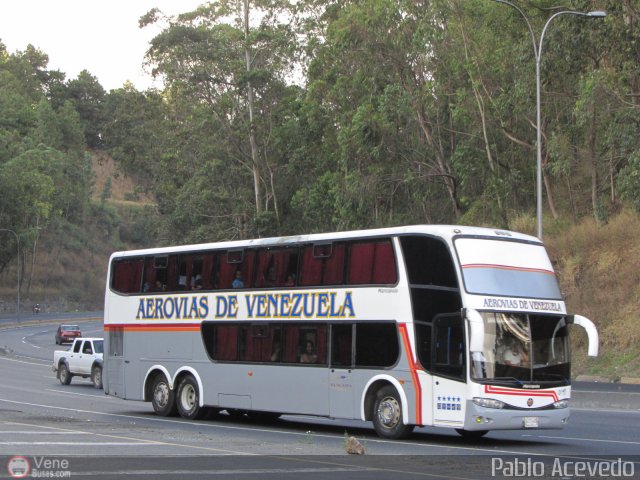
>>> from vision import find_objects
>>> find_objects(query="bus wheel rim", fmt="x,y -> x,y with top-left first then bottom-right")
378,396 -> 401,428
154,382 -> 170,407
181,384 -> 197,410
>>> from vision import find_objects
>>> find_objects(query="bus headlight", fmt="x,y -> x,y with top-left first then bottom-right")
553,399 -> 569,409
473,397 -> 505,409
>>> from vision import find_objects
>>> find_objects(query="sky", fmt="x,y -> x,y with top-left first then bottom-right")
0,0 -> 204,91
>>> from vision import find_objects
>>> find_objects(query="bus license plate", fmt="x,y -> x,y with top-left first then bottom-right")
523,417 -> 539,428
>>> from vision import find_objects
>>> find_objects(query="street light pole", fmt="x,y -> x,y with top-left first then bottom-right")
495,1 -> 606,240
0,228 -> 20,322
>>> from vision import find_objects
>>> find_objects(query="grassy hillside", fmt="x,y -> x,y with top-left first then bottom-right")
546,210 -> 640,379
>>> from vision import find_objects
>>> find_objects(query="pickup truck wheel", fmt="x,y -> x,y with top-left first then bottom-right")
151,374 -> 177,417
58,363 -> 72,385
176,375 -> 205,420
91,365 -> 103,389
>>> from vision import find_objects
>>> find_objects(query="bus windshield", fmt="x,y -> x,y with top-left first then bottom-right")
455,237 -> 562,300
470,312 -> 570,386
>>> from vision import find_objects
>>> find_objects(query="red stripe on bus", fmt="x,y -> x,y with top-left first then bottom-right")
398,323 -> 422,426
104,324 -> 201,332
484,385 -> 559,403
461,264 -> 554,275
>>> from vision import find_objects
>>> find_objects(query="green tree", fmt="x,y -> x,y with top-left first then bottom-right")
66,70 -> 106,148
141,0 -> 298,235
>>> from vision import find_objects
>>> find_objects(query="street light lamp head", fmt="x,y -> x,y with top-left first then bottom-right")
587,11 -> 607,18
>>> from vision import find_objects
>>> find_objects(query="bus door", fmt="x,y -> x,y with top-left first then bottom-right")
329,324 -> 355,419
431,314 -> 466,428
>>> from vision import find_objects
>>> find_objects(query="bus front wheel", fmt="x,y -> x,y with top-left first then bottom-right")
151,374 -> 177,417
176,375 -> 206,420
372,386 -> 414,439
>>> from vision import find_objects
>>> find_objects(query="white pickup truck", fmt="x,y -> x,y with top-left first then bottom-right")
53,337 -> 104,389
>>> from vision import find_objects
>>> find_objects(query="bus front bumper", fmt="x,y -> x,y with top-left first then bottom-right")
463,401 -> 571,431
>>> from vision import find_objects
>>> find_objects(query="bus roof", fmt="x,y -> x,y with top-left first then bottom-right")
108,225 -> 540,260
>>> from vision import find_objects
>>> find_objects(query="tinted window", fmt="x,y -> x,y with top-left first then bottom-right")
355,323 -> 399,367
255,248 -> 299,288
111,258 -> 144,294
400,236 -> 458,288
432,314 -> 465,380
299,243 -> 346,286
331,324 -> 353,367
347,240 -> 397,285
203,322 -> 327,365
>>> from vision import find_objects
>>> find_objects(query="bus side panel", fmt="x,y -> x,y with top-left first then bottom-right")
200,364 -> 330,416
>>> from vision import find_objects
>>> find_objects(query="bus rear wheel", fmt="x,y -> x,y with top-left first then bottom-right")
151,374 -> 177,417
372,386 -> 414,439
176,375 -> 206,420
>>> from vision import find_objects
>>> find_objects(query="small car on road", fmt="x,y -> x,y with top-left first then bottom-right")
55,324 -> 82,345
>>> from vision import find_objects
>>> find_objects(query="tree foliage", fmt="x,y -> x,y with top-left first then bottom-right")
2,0 -> 640,255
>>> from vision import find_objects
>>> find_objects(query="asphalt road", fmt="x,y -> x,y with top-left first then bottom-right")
0,318 -> 639,479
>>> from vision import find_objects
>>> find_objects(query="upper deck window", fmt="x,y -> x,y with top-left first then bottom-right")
455,237 -> 562,300
111,258 -> 143,294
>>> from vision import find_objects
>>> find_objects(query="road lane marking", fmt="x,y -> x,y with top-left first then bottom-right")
2,418 -> 254,455
521,434 -> 640,445
45,388 -> 115,399
0,442 -> 156,446
21,336 -> 42,349
0,356 -> 49,366
0,431 -> 92,435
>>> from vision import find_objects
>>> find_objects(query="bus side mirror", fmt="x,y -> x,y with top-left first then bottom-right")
466,309 -> 485,353
568,315 -> 599,357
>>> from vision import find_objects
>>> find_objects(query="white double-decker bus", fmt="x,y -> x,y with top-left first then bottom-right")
103,225 -> 598,439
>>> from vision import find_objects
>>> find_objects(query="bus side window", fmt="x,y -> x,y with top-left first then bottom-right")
255,248 -> 299,288
415,322 -> 432,371
331,324 -> 353,367
355,323 -> 399,368
299,243 -> 345,287
111,258 -> 144,294
432,314 -> 465,380
347,240 -> 397,285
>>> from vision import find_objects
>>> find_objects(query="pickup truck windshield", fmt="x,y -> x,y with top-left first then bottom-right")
94,340 -> 104,354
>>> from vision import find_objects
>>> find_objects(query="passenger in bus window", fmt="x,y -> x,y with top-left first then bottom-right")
264,266 -> 276,287
300,340 -> 317,363
232,270 -> 244,289
270,342 -> 282,362
285,274 -> 295,286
